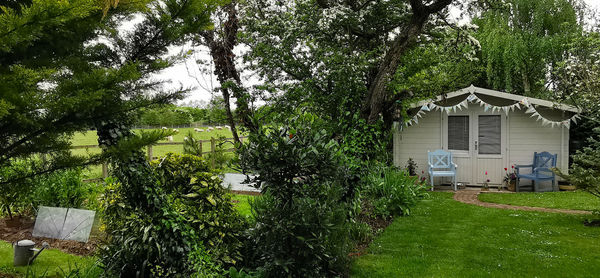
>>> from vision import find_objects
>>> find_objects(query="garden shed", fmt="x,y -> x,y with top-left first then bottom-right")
393,85 -> 580,190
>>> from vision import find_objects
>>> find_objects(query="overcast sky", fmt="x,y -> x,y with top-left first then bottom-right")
154,0 -> 600,106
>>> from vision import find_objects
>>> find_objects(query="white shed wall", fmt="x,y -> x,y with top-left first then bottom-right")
393,110 -> 442,176
507,108 -> 569,174
393,107 -> 569,188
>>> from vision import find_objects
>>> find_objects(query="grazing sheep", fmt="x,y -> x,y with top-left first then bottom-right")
184,137 -> 188,141
167,136 -> 174,142
206,127 -> 213,132
162,127 -> 167,130
216,126 -> 223,130
194,128 -> 200,132
224,125 -> 231,130
172,129 -> 179,132
198,129 -> 204,132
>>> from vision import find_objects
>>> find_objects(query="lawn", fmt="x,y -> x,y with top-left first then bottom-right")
0,241 -> 99,277
232,194 -> 255,217
478,191 -> 599,211
351,192 -> 600,277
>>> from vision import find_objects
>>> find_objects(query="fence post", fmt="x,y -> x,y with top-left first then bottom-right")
147,145 -> 153,161
102,163 -> 108,178
210,137 -> 216,169
198,140 -> 203,157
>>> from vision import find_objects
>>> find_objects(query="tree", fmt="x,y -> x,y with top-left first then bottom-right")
194,0 -> 255,144
472,0 -> 584,98
241,0 -> 453,129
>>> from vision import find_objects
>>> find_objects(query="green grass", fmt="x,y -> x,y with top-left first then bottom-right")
351,192 -> 600,277
478,191 -> 600,211
0,241 -> 98,277
71,128 -> 238,179
232,194 -> 255,217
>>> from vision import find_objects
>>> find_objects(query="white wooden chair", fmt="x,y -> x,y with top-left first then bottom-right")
428,150 -> 458,191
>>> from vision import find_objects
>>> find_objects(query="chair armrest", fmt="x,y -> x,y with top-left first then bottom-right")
514,164 -> 533,175
534,167 -> 554,175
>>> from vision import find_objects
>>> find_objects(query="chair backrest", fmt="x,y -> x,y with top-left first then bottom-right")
428,150 -> 452,169
533,151 -> 557,169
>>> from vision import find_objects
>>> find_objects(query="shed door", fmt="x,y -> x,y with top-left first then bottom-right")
473,113 -> 506,185
444,106 -> 506,185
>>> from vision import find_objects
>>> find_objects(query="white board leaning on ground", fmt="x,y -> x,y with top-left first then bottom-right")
393,85 -> 580,191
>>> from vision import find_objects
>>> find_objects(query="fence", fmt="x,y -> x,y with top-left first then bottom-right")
74,136 -> 247,182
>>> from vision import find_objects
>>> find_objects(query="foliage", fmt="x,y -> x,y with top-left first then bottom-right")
137,106 -> 195,127
205,135 -> 233,170
473,0 -> 583,97
241,0 -> 456,129
554,31 -> 600,120
31,168 -> 100,210
406,158 -> 417,176
101,152 -> 244,276
363,165 -> 427,219
183,131 -> 204,156
151,153 -> 247,266
238,113 -> 356,277
556,127 -> 600,204
0,159 -> 37,218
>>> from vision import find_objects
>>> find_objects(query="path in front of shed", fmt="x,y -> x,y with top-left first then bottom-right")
453,190 -> 592,215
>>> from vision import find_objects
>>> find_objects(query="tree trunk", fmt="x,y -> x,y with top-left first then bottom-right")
362,0 -> 452,125
201,1 -> 255,145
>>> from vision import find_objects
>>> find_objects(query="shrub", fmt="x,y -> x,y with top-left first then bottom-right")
238,113 -> 355,277
101,153 -> 244,277
0,159 -> 36,218
151,153 -> 246,265
363,165 -> 427,218
556,127 -> 600,211
32,168 -> 100,209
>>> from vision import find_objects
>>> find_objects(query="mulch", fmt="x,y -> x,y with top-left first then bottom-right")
0,217 -> 98,257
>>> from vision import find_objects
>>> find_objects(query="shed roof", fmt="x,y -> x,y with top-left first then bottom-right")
412,85 -> 580,113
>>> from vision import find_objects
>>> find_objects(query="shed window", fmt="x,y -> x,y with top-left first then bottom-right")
478,115 -> 501,154
448,116 -> 469,151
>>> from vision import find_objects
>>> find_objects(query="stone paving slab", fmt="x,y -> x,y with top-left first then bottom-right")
453,190 -> 592,215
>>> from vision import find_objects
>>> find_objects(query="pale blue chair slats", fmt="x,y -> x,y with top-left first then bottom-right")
515,152 -> 557,192
428,150 -> 458,191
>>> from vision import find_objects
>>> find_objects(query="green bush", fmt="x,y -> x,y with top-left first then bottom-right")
363,165 -> 427,218
0,159 -> 36,218
100,153 -> 244,277
32,168 -> 100,210
151,153 -> 246,265
238,113 -> 355,277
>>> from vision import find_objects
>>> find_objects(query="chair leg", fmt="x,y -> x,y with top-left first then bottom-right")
516,178 -> 520,192
452,176 -> 456,191
552,179 -> 557,192
430,175 -> 434,191
533,180 -> 538,192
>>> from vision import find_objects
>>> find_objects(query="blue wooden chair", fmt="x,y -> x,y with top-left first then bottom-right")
515,152 -> 558,192
428,150 -> 458,191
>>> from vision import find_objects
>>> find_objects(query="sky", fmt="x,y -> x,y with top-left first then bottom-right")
153,0 -> 600,106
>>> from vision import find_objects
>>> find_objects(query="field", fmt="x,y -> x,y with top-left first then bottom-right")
71,128 -> 237,178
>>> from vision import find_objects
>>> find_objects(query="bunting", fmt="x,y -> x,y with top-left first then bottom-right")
405,92 -> 578,129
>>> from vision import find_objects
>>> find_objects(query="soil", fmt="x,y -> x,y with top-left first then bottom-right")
583,219 -> 600,227
231,190 -> 261,196
0,217 -> 98,256
349,202 -> 393,258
